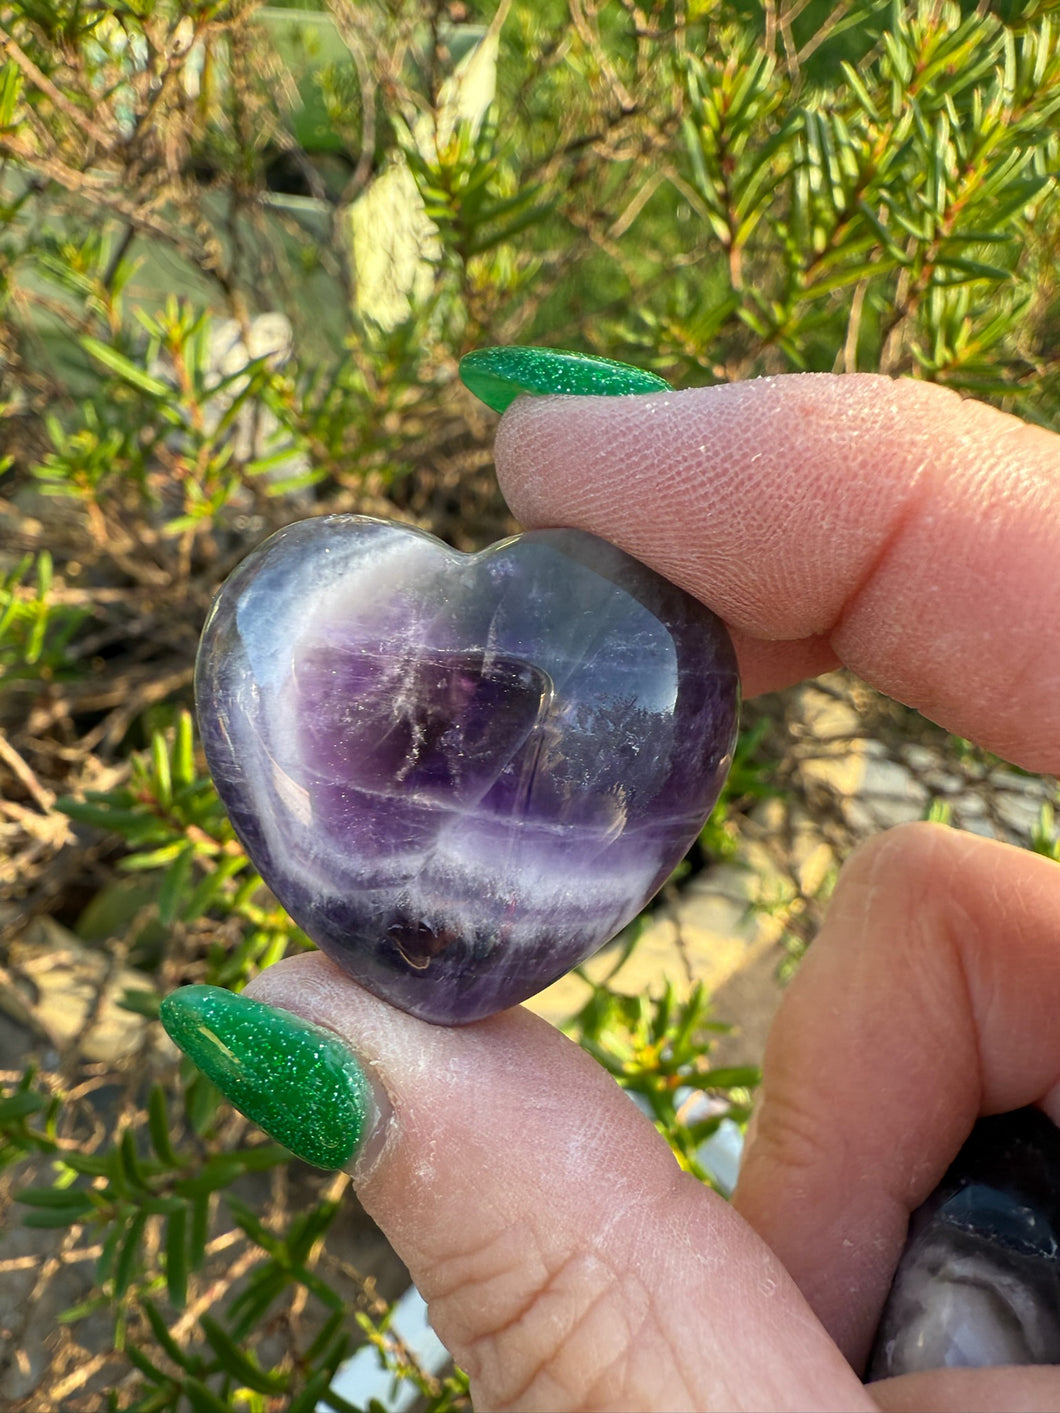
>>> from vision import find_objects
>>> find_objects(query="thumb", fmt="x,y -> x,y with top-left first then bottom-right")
232,953 -> 867,1413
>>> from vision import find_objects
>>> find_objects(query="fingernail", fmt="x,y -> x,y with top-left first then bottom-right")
159,985 -> 384,1171
459,345 -> 671,413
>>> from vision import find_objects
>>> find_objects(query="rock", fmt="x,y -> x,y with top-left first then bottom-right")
2,916 -> 155,1062
868,1108 -> 1060,1379
196,515 -> 739,1024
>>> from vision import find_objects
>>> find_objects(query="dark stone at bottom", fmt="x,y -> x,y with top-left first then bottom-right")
868,1107 -> 1060,1380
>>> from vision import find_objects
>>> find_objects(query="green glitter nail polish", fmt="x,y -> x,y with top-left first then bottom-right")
160,986 -> 376,1170
459,345 -> 671,413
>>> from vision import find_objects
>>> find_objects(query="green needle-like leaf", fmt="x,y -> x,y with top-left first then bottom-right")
199,1315 -> 288,1394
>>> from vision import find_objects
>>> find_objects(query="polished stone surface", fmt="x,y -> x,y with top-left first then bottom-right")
869,1108 -> 1060,1379
196,515 -> 739,1023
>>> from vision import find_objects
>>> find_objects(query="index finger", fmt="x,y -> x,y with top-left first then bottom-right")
494,374 -> 1060,773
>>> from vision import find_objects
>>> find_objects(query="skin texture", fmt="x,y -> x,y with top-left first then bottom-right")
245,374 -> 1060,1412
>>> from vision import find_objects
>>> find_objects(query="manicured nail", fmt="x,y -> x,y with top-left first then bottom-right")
459,345 -> 671,413
160,985 -> 381,1170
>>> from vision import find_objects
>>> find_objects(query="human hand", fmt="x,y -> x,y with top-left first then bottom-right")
178,374 -> 1060,1411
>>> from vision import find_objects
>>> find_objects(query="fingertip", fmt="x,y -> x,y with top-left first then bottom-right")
495,373 -> 1060,769
240,950 -> 672,1204
870,1365 -> 1060,1413
734,822 -> 1060,1366
239,955 -> 870,1411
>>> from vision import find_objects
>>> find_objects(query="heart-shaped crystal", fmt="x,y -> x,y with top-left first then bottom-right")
196,515 -> 739,1024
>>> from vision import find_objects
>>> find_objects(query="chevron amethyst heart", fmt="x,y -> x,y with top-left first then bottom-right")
868,1108 -> 1060,1379
195,515 -> 739,1024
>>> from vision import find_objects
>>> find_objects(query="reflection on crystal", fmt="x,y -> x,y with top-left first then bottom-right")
868,1108 -> 1060,1380
196,515 -> 740,1024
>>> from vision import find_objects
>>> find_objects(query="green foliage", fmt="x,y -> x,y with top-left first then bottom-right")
402,112 -> 553,263
696,714 -> 779,864
1031,796 -> 1060,861
353,1305 -> 471,1413
640,2 -> 1060,398
0,550 -> 89,682
0,1071 -> 60,1171
4,1074 -> 379,1409
568,980 -> 757,1187
57,711 -> 312,990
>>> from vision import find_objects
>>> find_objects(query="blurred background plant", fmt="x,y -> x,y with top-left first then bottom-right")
2,0 -> 1059,1407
